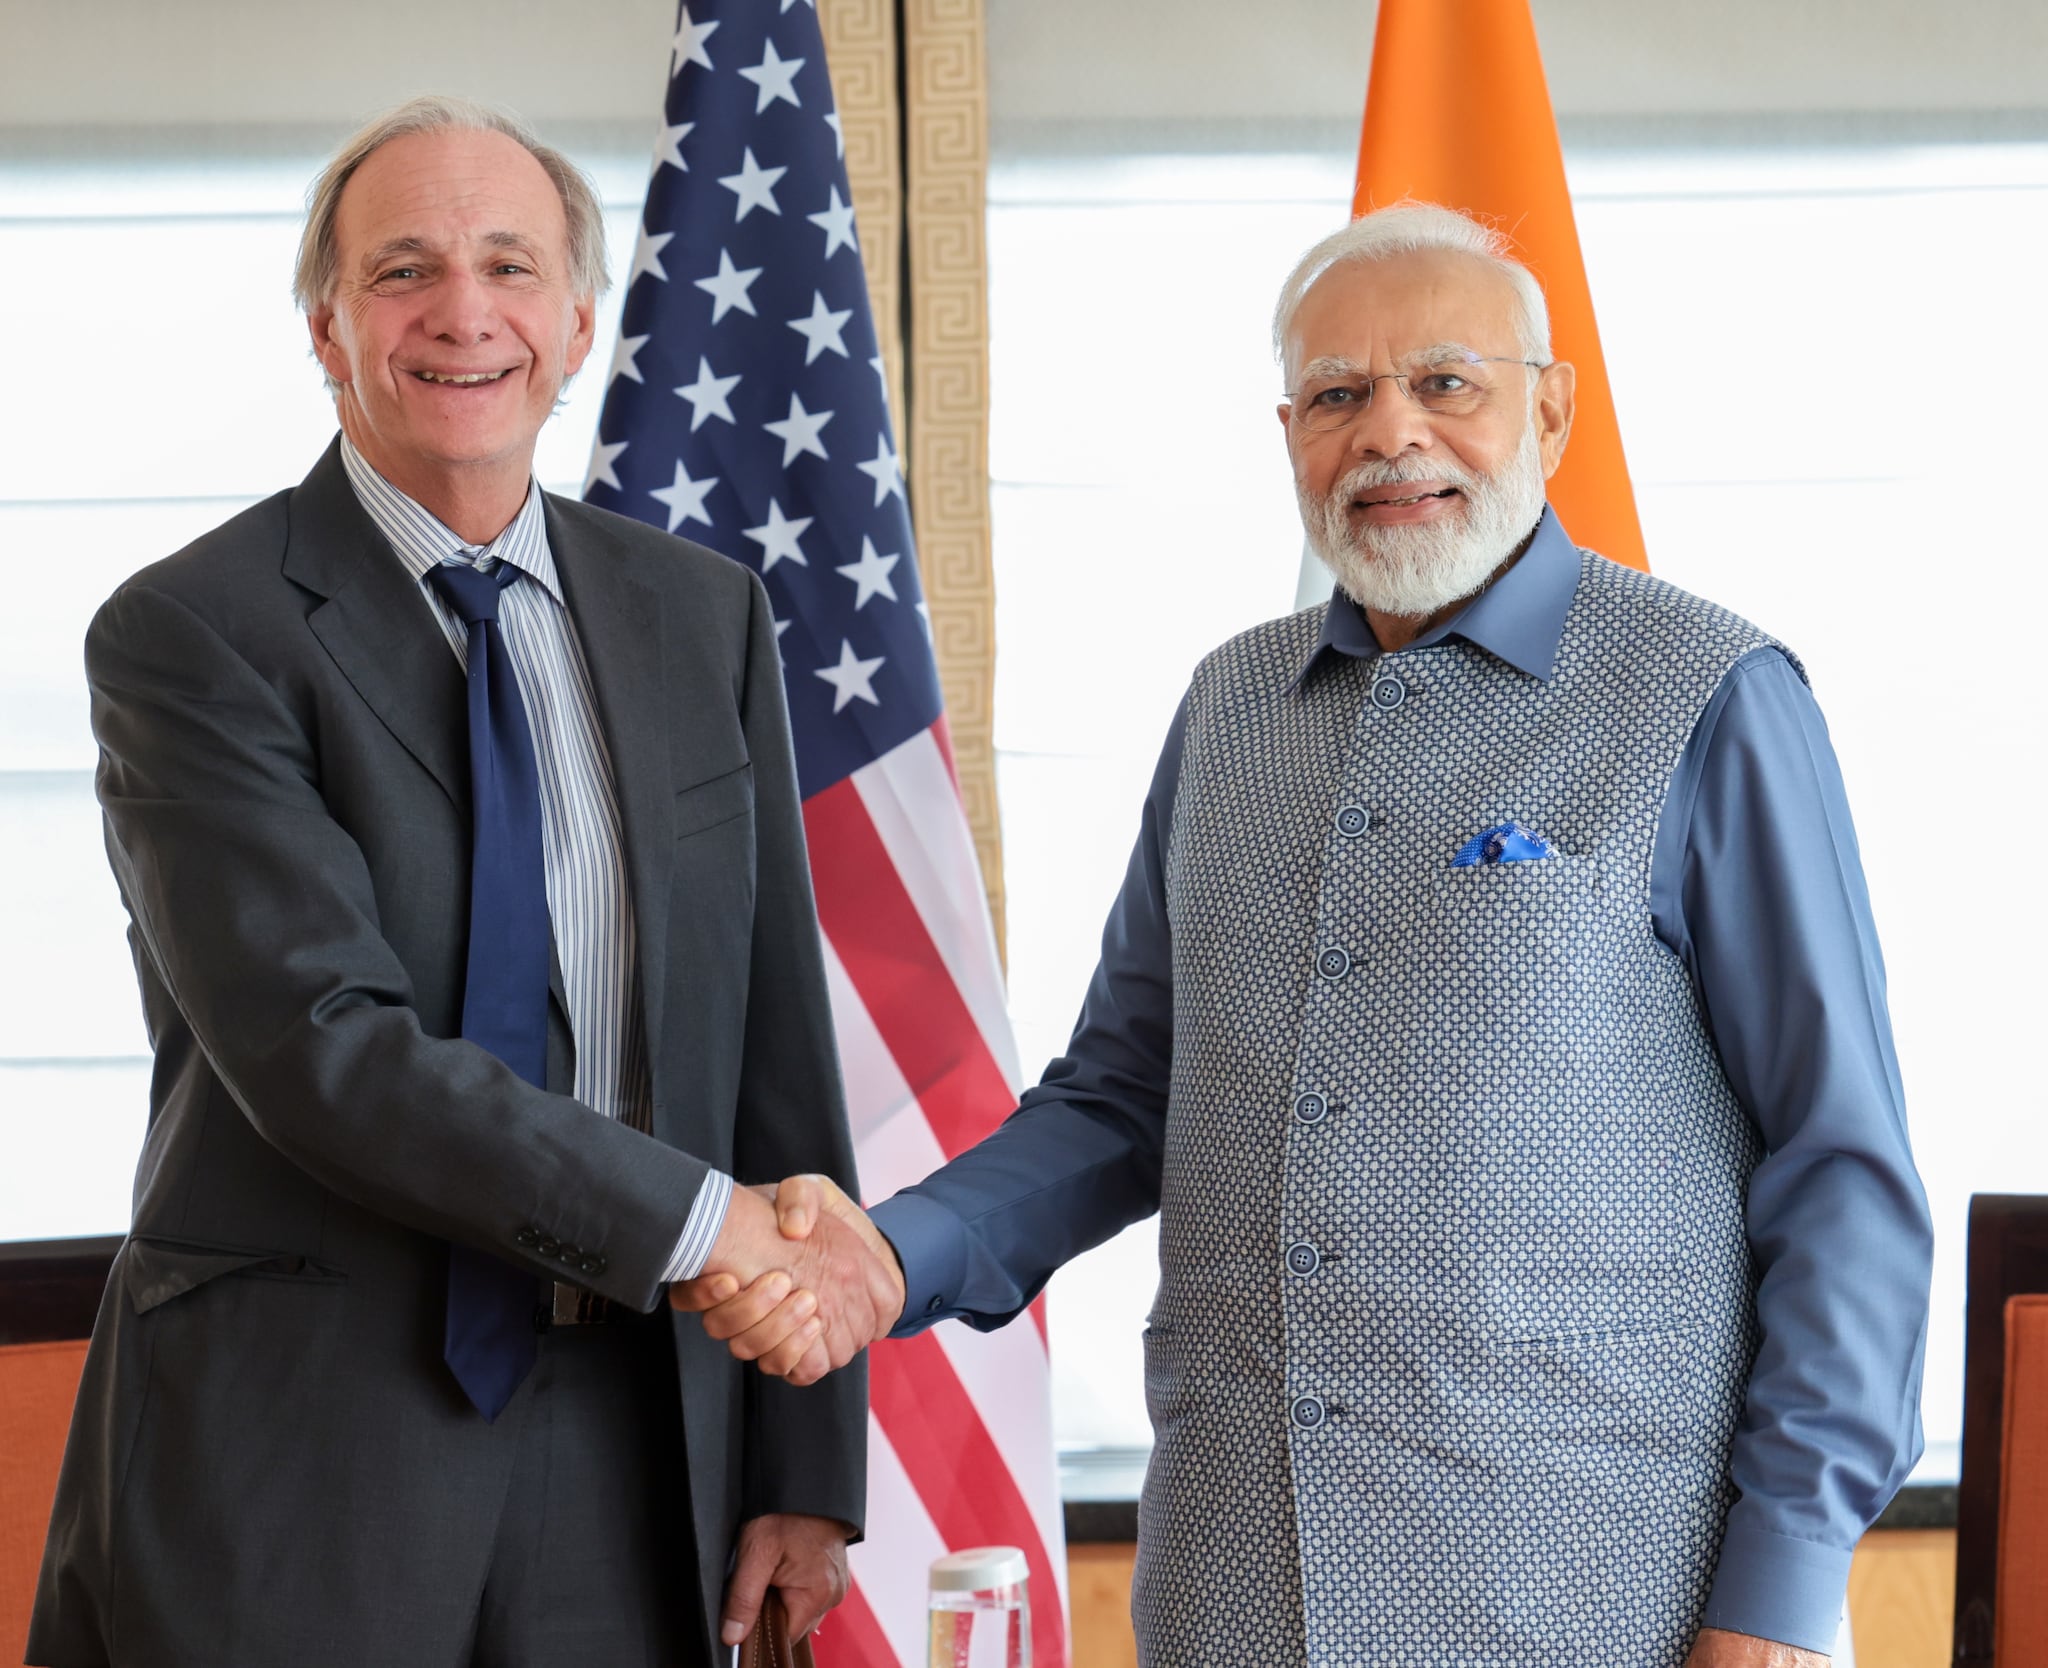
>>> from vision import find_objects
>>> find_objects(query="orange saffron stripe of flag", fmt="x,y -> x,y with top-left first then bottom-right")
1352,0 -> 1649,573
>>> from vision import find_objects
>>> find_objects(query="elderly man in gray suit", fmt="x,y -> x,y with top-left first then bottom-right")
684,202 -> 1934,1668
29,97 -> 900,1668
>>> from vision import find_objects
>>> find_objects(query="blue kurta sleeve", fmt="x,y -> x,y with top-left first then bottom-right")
870,696 -> 1188,1334
1650,647 -> 1933,1653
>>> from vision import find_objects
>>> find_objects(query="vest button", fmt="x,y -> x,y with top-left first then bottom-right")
1285,1241 -> 1321,1277
1293,1091 -> 1329,1125
1316,947 -> 1350,980
1371,675 -> 1407,711
1290,1394 -> 1326,1430
1335,804 -> 1368,838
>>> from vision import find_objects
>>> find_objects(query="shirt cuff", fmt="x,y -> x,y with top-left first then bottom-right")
659,1169 -> 735,1283
1701,1517 -> 1854,1655
869,1192 -> 969,1336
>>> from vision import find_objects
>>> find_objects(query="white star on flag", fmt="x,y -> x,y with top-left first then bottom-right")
584,439 -> 629,494
585,8 -> 1069,1654
670,8 -> 717,74
607,333 -> 649,386
629,230 -> 674,286
694,250 -> 762,322
649,459 -> 718,531
835,537 -> 900,609
855,432 -> 908,507
674,357 -> 741,430
807,186 -> 857,258
763,392 -> 834,465
738,39 -> 805,112
654,121 -> 695,173
787,291 -> 853,363
718,148 -> 787,221
743,499 -> 813,571
815,639 -> 885,711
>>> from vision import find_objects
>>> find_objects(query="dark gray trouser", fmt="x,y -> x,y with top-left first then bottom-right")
470,1310 -> 710,1668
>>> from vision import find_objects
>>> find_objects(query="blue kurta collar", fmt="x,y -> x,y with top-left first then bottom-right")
1294,503 -> 1580,688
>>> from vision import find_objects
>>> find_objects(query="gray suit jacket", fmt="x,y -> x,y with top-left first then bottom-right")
29,440 -> 864,1667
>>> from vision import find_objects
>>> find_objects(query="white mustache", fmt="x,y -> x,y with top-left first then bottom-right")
1331,455 -> 1479,501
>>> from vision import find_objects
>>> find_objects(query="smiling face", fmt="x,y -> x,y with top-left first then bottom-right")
308,126 -> 596,531
1277,248 -> 1574,618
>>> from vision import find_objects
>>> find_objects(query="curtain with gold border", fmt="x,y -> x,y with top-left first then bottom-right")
819,0 -> 1004,956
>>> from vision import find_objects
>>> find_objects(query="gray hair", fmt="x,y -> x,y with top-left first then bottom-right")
1272,201 -> 1551,379
292,94 -> 611,314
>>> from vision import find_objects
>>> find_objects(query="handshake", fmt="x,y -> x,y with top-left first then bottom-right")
670,1175 -> 906,1386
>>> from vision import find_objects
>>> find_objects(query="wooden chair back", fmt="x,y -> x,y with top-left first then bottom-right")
1954,1195 -> 2048,1665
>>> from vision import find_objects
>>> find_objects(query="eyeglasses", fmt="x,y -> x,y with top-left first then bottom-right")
1288,351 -> 1548,432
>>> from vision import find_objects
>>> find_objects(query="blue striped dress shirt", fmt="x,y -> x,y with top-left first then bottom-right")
341,439 -> 732,1284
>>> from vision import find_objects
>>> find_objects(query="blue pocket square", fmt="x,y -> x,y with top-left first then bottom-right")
1450,821 -> 1555,867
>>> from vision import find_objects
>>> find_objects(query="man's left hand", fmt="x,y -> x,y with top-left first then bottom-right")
1685,1627 -> 1830,1667
720,1513 -> 852,1648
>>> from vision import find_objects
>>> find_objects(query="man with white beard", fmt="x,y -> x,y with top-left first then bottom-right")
679,202 -> 1933,1668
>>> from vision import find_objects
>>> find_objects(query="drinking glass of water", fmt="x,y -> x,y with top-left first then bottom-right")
927,1546 -> 1031,1668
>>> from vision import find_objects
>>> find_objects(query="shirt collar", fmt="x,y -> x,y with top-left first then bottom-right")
1293,503 -> 1580,689
339,436 -> 561,605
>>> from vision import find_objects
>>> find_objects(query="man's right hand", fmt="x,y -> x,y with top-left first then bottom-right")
672,1176 -> 904,1385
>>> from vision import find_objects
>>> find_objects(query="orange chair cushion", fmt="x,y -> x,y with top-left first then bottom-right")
0,1340 -> 87,1668
1998,1294 -> 2048,1668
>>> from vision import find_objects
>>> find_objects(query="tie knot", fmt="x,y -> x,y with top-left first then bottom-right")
428,559 -> 518,626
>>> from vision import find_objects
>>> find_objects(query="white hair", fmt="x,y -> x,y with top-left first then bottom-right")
1272,201 -> 1551,377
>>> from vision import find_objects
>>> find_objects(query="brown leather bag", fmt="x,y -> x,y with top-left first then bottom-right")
740,1590 -> 817,1668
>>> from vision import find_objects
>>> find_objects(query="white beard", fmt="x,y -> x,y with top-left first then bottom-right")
1297,424 -> 1549,618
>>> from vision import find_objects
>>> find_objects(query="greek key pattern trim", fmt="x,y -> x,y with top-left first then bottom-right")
902,0 -> 1005,955
818,0 -> 905,443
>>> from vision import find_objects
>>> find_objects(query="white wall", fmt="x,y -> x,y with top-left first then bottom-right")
0,0 -> 674,131
2,0 -> 2044,146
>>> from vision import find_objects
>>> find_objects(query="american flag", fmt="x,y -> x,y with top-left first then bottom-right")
583,5 -> 1069,1664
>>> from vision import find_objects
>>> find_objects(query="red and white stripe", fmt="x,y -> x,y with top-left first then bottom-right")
803,720 -> 1069,1668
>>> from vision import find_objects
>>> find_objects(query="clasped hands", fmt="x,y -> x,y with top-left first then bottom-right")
671,1174 -> 903,1385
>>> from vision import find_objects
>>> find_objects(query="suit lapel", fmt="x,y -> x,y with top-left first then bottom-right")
286,440 -> 468,811
546,499 -> 679,1101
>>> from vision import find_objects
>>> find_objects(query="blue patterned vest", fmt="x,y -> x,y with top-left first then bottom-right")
1135,551 -> 1793,1667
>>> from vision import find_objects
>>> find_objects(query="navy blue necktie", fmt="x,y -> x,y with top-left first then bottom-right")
429,558 -> 550,1421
